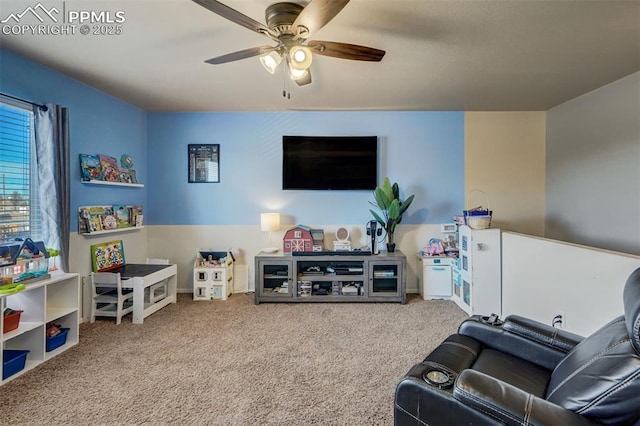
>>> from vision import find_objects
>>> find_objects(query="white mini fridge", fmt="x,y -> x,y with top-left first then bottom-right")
418,256 -> 453,300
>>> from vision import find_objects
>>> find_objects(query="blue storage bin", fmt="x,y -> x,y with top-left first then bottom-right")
46,328 -> 69,352
2,349 -> 30,380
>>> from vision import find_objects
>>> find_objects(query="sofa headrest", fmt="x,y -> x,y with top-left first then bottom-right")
624,267 -> 640,354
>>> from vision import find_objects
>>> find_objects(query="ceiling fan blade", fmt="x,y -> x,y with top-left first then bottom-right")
295,69 -> 312,86
192,0 -> 276,39
205,46 -> 275,65
308,40 -> 385,61
292,0 -> 350,38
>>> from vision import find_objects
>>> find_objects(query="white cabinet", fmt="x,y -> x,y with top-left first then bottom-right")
454,226 -> 501,316
1,273 -> 80,384
418,256 -> 453,300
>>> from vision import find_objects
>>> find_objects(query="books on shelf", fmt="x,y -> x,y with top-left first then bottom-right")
78,205 -> 143,234
79,205 -> 112,233
113,205 -> 130,227
100,214 -> 118,230
98,154 -> 120,182
79,153 -> 140,185
119,169 -> 137,184
79,154 -> 103,181
130,205 -> 143,227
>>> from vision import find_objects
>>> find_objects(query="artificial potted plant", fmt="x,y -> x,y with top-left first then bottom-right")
369,177 -> 415,252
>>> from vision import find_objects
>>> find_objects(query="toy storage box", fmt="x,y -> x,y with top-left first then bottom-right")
3,310 -> 23,333
193,249 -> 234,301
46,328 -> 70,352
2,349 -> 30,380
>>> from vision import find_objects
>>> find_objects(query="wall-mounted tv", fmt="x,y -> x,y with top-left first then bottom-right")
282,135 -> 378,190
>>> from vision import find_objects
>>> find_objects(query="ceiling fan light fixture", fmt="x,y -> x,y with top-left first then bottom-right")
193,0 -> 386,88
288,66 -> 308,81
259,51 -> 281,74
289,45 -> 313,71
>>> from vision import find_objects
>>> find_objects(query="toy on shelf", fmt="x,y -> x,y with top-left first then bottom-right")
0,238 -> 50,284
193,249 -> 235,301
47,248 -> 60,271
427,238 -> 444,256
283,225 -> 313,253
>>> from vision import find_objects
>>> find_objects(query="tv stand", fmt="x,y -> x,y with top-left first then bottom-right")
255,251 -> 406,304
292,250 -> 372,256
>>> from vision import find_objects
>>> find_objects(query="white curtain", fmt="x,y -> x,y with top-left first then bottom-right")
33,104 -> 70,272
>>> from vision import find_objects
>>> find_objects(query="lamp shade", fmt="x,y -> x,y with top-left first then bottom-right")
260,213 -> 280,232
289,46 -> 313,71
259,51 -> 281,74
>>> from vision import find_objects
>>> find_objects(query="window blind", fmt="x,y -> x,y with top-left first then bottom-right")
0,98 -> 41,242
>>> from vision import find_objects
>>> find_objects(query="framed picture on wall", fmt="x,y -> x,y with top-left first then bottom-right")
188,144 -> 220,183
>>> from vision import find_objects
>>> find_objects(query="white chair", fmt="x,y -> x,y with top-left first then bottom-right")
89,272 -> 134,325
146,258 -> 170,303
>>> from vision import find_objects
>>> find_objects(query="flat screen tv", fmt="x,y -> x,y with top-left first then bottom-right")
282,135 -> 378,190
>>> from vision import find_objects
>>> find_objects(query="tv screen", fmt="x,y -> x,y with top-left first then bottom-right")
282,136 -> 378,190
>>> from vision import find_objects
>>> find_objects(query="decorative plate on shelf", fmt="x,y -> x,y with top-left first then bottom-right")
120,154 -> 134,169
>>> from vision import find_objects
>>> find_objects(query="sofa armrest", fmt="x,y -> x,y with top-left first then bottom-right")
503,315 -> 583,352
453,370 -> 601,426
458,315 -> 583,370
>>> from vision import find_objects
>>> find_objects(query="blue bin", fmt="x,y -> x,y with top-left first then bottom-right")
46,328 -> 69,352
2,349 -> 30,380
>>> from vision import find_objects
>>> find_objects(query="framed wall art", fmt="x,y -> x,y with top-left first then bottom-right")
188,144 -> 220,183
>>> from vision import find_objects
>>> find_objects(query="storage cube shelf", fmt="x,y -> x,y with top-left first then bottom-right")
193,249 -> 234,301
0,273 -> 80,384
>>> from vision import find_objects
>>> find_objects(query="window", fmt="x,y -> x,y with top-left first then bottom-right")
0,98 -> 41,242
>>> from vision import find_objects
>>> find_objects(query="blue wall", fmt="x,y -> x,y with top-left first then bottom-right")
1,49 -> 147,231
147,111 -> 465,225
2,48 -> 465,229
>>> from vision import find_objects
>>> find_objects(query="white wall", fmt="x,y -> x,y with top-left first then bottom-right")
144,223 -> 443,294
69,229 -> 148,280
465,112 -> 546,236
69,222 -> 445,297
546,72 -> 640,255
502,232 -> 640,336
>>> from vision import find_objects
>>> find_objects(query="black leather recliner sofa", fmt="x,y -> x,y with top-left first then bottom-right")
394,267 -> 640,425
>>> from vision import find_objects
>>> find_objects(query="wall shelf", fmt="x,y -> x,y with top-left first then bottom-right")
79,226 -> 144,237
81,179 -> 143,188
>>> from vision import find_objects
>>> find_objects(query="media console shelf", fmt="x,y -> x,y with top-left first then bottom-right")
255,251 -> 406,304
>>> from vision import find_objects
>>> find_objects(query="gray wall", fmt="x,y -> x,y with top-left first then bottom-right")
546,72 -> 640,255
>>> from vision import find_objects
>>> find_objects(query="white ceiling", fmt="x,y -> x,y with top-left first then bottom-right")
1,0 -> 638,112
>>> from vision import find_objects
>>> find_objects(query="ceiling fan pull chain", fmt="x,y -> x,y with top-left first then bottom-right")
282,63 -> 286,97
281,63 -> 291,99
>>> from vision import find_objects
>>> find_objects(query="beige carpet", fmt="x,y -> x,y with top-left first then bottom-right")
1,293 -> 467,425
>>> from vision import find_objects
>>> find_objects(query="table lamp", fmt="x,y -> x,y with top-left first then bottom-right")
260,212 -> 280,253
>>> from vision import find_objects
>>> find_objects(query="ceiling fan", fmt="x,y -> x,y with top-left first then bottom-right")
192,0 -> 385,86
